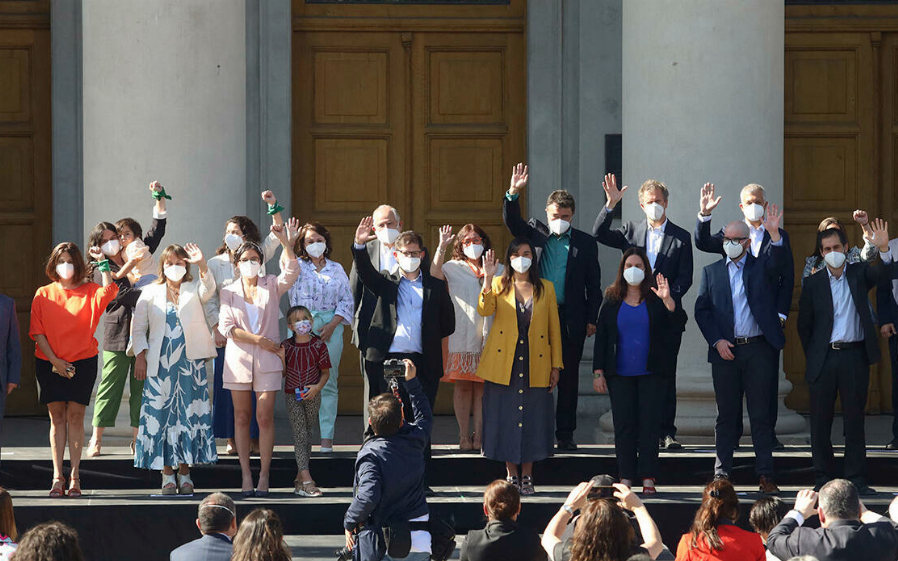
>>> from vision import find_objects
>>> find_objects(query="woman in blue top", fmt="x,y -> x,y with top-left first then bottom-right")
593,247 -> 685,495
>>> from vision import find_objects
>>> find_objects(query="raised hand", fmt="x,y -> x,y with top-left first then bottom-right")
285,217 -> 301,245
184,243 -> 204,264
261,190 -> 277,205
88,246 -> 104,261
149,180 -> 163,194
438,225 -> 455,249
699,182 -> 721,215
870,218 -> 890,251
651,274 -> 671,301
509,163 -> 529,195
271,223 -> 289,245
763,203 -> 783,235
794,489 -> 818,520
482,249 -> 498,278
355,216 -> 375,245
602,173 -> 628,209
853,209 -> 869,225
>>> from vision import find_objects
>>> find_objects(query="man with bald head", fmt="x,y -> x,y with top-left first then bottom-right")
695,214 -> 788,494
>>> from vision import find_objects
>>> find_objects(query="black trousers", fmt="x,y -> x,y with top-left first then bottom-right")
555,307 -> 586,442
808,347 -> 869,487
607,373 -> 665,480
711,340 -> 778,478
660,330 -> 683,439
889,335 -> 898,441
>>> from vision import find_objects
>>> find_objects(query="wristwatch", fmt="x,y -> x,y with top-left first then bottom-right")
561,504 -> 575,516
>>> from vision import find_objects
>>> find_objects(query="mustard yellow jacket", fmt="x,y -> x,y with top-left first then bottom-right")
475,277 -> 564,387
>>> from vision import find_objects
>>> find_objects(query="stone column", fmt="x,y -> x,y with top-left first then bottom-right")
605,0 -> 806,441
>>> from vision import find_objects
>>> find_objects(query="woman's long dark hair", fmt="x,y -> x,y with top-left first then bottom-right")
497,237 -> 543,300
231,508 -> 291,561
569,499 -> 635,561
688,478 -> 740,552
86,221 -> 119,277
807,217 -> 847,262
604,247 -> 654,304
216,216 -> 264,256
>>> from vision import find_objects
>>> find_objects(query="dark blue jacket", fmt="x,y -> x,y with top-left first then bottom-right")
344,376 -> 433,561
592,206 -> 694,304
694,217 -> 795,319
170,533 -> 232,561
694,247 -> 787,363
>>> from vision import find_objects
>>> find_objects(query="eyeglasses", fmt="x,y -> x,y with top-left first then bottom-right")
723,237 -> 748,243
397,250 -> 422,258
461,238 -> 483,247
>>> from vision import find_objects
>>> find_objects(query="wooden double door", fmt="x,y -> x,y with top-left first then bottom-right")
292,0 -> 526,413
784,5 -> 898,413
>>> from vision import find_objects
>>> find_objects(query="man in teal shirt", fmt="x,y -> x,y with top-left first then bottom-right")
502,163 -> 602,451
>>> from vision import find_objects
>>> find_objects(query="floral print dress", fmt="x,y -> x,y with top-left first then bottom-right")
134,302 -> 217,470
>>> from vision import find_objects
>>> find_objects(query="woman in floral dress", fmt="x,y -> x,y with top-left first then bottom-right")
130,243 -> 218,494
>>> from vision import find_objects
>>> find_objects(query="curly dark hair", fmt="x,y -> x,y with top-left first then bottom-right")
450,223 -> 492,263
216,216 -> 264,256
14,521 -> 83,561
294,222 -> 333,261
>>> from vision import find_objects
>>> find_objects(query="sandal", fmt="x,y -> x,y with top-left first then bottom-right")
520,475 -> 535,496
294,480 -> 323,497
67,478 -> 82,498
49,477 -> 66,498
458,434 -> 473,451
226,439 -> 237,456
506,475 -> 520,490
471,432 -> 481,451
161,472 -> 177,495
129,440 -> 136,455
86,439 -> 101,458
177,472 -> 194,495
642,478 -> 657,496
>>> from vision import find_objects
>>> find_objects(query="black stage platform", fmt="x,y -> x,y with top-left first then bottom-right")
4,445 -> 898,561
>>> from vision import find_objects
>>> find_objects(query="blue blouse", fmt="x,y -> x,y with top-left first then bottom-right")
616,301 -> 650,376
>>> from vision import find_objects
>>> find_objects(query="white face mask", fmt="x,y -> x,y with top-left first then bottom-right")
510,256 -> 532,274
101,239 -> 121,257
548,219 -> 571,236
742,203 -> 765,222
376,228 -> 400,246
643,202 -> 664,222
396,255 -> 421,273
723,240 -> 746,260
824,251 -> 847,270
163,265 -> 187,282
293,320 -> 312,335
305,242 -> 326,259
623,267 -> 645,286
56,263 -> 75,280
238,261 -> 262,278
463,244 -> 484,260
224,233 -> 243,252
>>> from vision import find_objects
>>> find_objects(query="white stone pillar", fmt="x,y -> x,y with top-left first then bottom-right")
81,0 -> 248,439
607,0 -> 806,441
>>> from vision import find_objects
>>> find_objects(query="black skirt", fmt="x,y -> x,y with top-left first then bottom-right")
35,355 -> 99,405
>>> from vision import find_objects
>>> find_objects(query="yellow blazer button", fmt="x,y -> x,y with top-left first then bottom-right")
518,406 -> 523,411
517,423 -> 522,428
519,339 -> 524,344
518,389 -> 523,394
519,373 -> 524,378
518,356 -> 523,360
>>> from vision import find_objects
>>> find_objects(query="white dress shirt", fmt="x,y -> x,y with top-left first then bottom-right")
728,257 -> 762,339
645,219 -> 667,270
827,267 -> 864,343
389,273 -> 424,354
748,222 -> 766,257
379,243 -> 399,274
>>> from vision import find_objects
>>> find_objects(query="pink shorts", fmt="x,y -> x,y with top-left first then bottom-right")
223,371 -> 282,393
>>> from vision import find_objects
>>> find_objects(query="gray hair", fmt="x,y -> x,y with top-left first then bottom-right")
818,479 -> 859,521
373,204 -> 401,223
198,492 -> 236,534
740,183 -> 766,200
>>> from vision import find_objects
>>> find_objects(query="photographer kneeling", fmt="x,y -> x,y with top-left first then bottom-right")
343,359 -> 435,561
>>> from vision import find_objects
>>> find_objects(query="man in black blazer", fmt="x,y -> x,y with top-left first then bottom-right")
767,482 -> 898,561
594,174 -> 693,450
503,163 -> 601,451
351,217 -> 455,429
170,493 -> 236,561
797,222 -> 893,494
877,236 -> 898,449
696,183 -> 794,452
694,218 -> 787,494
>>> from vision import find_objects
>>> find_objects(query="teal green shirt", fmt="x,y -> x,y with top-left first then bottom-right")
505,190 -> 569,304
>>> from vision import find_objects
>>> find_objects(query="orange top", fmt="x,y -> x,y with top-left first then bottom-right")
29,281 -> 119,362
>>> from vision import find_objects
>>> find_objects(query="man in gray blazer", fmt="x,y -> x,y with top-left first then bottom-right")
0,293 -> 21,468
170,493 -> 237,561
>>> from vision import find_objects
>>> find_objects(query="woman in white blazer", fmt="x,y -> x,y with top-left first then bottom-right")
129,243 -> 218,494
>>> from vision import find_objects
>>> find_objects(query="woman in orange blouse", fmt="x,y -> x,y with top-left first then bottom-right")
29,242 -> 118,498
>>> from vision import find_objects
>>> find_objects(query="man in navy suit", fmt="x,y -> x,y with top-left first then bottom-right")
170,493 -> 236,561
694,216 -> 787,495
695,182 -> 794,451
0,293 -> 20,469
594,174 -> 693,450
503,163 -> 602,451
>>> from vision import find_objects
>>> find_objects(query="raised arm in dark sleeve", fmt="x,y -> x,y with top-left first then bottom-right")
351,244 -> 393,296
502,195 -> 535,239
694,217 -> 725,256
584,238 -> 602,325
765,517 -> 807,561
143,217 -> 167,254
406,376 -> 433,440
592,206 -> 631,250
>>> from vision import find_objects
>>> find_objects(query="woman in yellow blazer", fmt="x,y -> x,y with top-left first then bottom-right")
476,237 -> 563,496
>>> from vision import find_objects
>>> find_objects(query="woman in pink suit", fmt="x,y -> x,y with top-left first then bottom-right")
219,219 -> 300,497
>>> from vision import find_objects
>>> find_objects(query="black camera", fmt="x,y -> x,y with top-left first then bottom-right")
587,474 -> 616,501
383,358 -> 406,380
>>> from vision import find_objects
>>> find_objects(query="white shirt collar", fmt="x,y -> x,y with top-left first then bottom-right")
726,256 -> 746,269
826,266 -> 846,283
746,221 -> 765,235
400,272 -> 423,285
647,219 -> 668,233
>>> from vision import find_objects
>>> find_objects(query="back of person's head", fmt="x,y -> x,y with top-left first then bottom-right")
197,492 -> 236,535
368,393 -> 402,437
14,521 -> 83,561
749,496 -> 787,540
231,508 -> 291,561
689,479 -> 740,551
0,488 -> 16,541
569,499 -> 634,561
818,479 -> 860,522
483,479 -> 520,521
